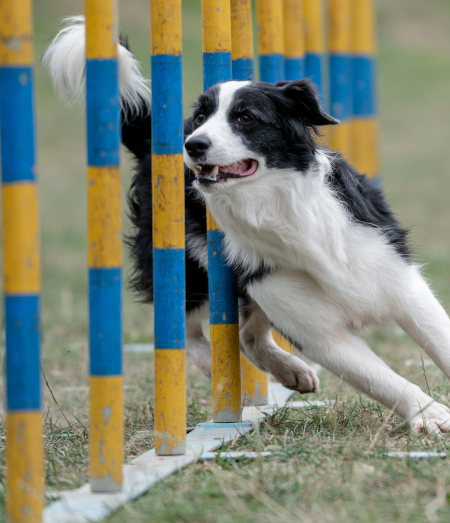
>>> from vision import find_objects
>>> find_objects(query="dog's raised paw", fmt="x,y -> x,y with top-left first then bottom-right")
272,356 -> 319,394
410,401 -> 450,435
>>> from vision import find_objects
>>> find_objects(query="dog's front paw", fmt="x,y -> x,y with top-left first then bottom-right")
271,356 -> 319,394
410,400 -> 450,435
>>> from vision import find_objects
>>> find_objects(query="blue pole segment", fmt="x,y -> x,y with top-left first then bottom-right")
203,52 -> 233,90
232,58 -> 254,81
305,53 -> 324,104
5,295 -> 41,410
153,249 -> 186,349
259,54 -> 284,83
329,54 -> 352,122
0,67 -> 36,183
352,56 -> 376,117
285,57 -> 304,81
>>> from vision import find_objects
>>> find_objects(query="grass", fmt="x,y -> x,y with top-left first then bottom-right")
2,0 -> 450,520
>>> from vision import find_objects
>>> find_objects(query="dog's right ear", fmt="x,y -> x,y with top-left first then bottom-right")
275,78 -> 339,127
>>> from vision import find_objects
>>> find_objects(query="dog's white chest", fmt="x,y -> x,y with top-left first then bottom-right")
206,176 -> 410,326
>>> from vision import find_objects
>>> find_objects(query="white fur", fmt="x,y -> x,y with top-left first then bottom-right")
185,227 -> 208,269
187,82 -> 450,434
42,16 -> 150,116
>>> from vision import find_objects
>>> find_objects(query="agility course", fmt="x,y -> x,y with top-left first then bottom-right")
0,0 -> 413,521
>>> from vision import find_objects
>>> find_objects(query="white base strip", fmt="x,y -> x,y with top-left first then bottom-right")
200,450 -> 273,460
44,415 -> 263,523
44,389 -> 332,523
370,451 -> 447,459
123,343 -> 154,353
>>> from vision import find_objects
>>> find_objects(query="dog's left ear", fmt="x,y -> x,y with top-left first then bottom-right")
275,78 -> 339,126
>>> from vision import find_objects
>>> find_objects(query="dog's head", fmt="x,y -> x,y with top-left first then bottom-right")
183,79 -> 338,194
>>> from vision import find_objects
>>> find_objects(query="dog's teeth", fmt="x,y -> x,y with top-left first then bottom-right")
196,165 -> 202,171
213,165 -> 219,174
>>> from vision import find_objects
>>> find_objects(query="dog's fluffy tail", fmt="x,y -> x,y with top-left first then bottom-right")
43,16 -> 152,162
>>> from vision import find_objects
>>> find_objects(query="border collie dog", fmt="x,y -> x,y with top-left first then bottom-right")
45,19 -> 450,434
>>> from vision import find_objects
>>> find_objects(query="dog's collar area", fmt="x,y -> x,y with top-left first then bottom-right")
195,159 -> 258,182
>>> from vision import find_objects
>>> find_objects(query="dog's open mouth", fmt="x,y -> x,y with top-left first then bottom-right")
195,159 -> 258,182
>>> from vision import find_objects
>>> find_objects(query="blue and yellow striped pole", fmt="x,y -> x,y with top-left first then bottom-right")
327,0 -> 352,159
351,0 -> 379,180
85,0 -> 123,491
231,0 -> 254,81
284,0 -> 305,80
257,0 -> 284,83
303,0 -> 324,101
231,0 -> 268,406
202,0 -> 241,422
257,0 -> 296,356
0,0 -> 44,520
151,0 -> 186,455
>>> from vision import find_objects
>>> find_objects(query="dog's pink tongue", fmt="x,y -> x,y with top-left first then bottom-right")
220,160 -> 256,176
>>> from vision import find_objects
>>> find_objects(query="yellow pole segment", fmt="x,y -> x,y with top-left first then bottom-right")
7,413 -> 44,523
202,0 -> 242,423
283,0 -> 305,80
240,354 -> 269,405
351,0 -> 379,178
231,0 -> 254,64
230,0 -> 269,406
151,0 -> 187,453
206,211 -> 242,422
256,0 -> 285,83
327,0 -> 352,160
303,0 -> 324,99
85,0 -> 124,491
1,0 -> 44,520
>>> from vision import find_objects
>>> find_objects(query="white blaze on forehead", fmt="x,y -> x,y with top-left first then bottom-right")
191,81 -> 250,137
216,80 -> 250,114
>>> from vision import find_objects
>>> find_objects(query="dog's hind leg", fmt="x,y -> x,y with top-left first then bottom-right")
394,266 -> 450,379
239,300 -> 319,393
186,300 -> 212,377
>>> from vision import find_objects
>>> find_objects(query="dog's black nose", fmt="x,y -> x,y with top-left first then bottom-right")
185,136 -> 211,159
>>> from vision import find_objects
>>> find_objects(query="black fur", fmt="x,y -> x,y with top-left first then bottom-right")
327,154 -> 411,262
124,113 -> 209,313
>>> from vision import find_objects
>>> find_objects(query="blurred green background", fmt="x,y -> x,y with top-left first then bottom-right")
0,0 -> 448,404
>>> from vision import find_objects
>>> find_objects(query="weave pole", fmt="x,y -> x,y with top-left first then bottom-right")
151,0 -> 187,455
85,0 -> 123,491
257,0 -> 284,83
327,0 -> 352,159
304,0 -> 324,101
284,0 -> 305,80
231,0 -> 254,81
230,0 -> 269,406
351,0 -> 379,181
0,1 -> 44,520
257,0 -> 296,355
202,0 -> 241,423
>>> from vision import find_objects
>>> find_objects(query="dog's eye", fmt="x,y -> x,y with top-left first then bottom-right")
238,114 -> 253,124
195,113 -> 205,124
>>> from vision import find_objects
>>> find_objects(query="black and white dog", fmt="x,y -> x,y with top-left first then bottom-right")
45,19 -> 450,434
